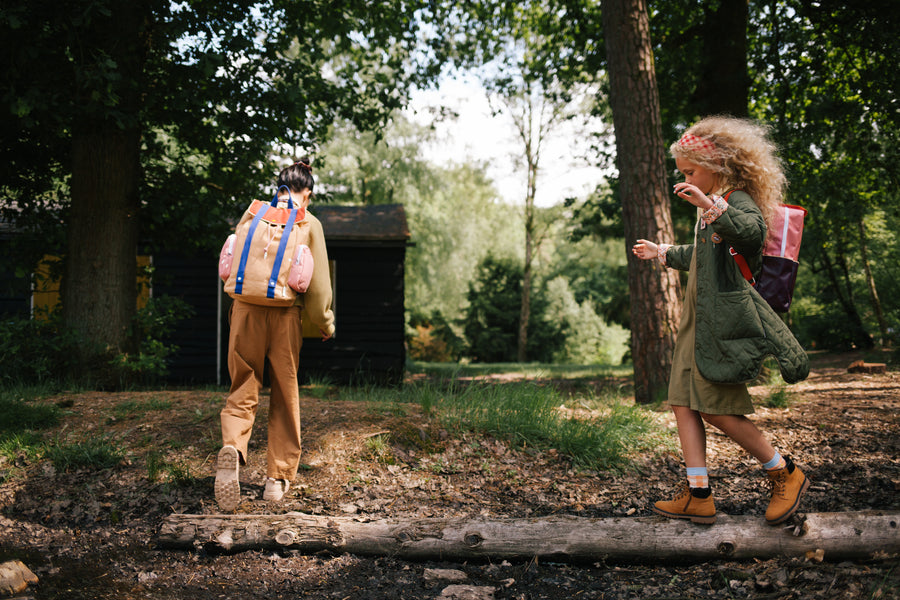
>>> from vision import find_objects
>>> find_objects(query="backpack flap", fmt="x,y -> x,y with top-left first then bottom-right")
223,193 -> 310,306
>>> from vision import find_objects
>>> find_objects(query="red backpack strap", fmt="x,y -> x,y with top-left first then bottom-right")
719,190 -> 756,285
729,247 -> 756,285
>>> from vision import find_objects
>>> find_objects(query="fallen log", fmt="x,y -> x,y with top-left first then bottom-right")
158,511 -> 900,562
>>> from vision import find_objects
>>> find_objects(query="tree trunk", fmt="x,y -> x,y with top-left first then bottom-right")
158,511 -> 900,562
601,0 -> 682,403
517,157 -> 536,363
857,219 -> 888,346
64,127 -> 141,362
61,4 -> 147,368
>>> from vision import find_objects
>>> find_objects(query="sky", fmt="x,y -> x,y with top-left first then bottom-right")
404,75 -> 611,208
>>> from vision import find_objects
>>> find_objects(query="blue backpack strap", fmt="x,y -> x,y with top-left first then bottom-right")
234,204 -> 270,295
266,206 -> 299,298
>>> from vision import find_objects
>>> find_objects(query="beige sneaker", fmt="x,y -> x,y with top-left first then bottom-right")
214,446 -> 241,512
263,478 -> 290,502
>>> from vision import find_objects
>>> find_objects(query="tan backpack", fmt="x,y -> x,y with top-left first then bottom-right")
219,186 -> 314,306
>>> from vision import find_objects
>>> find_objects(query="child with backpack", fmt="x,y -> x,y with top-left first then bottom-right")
632,116 -> 811,525
215,160 -> 335,512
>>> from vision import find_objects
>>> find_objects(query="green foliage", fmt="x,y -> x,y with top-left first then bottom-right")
462,253 -> 629,365
0,388 -> 61,473
762,386 -> 793,409
108,296 -> 194,388
319,115 -> 523,359
2,0 -> 450,251
146,449 -> 194,486
0,315 -> 81,386
364,434 -> 396,465
408,312 -> 467,363
749,1 -> 900,349
463,255 -> 562,362
0,431 -> 46,468
541,276 -> 629,365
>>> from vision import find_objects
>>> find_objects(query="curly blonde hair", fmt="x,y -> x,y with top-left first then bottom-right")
669,116 -> 786,225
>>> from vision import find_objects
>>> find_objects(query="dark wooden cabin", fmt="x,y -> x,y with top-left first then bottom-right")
290,203 -> 410,386
1,204 -> 411,387
158,203 -> 410,386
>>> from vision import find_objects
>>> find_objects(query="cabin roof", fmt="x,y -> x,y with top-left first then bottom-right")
310,203 -> 410,243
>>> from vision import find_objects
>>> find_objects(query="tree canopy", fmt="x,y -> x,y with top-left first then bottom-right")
1,0 -> 449,369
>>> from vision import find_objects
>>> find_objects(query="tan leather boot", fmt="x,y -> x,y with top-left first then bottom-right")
765,456 -> 810,525
652,483 -> 716,524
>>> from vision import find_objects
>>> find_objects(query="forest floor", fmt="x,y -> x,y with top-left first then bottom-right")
0,350 -> 898,599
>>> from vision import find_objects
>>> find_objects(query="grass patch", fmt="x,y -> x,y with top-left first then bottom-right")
0,392 -> 62,434
302,375 -> 336,400
364,433 -> 396,465
0,431 -> 47,465
0,388 -> 63,469
340,378 -> 669,471
45,434 -> 126,472
409,361 -> 632,380
433,381 -> 666,471
762,385 -> 794,408
111,395 -> 174,420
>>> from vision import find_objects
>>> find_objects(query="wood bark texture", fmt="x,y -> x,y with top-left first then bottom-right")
158,511 -> 900,562
62,5 -> 148,362
601,0 -> 682,403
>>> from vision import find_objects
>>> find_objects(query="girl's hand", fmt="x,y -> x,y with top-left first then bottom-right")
673,183 -> 713,210
632,239 -> 658,260
320,329 -> 332,342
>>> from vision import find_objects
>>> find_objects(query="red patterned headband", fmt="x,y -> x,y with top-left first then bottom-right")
293,161 -> 313,172
676,133 -> 716,155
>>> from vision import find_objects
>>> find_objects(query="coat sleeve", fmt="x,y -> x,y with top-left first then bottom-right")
666,243 -> 694,271
302,215 -> 335,337
709,191 -> 767,258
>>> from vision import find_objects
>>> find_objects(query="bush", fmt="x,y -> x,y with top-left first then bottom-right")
542,276 -> 630,365
108,295 -> 194,388
462,255 -> 563,363
0,315 -> 80,386
408,310 -> 465,362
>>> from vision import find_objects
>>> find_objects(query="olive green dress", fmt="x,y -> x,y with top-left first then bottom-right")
668,247 -> 755,415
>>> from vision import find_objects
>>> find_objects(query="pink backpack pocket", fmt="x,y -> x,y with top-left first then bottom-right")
287,244 -> 314,293
218,234 -> 236,282
763,204 -> 807,262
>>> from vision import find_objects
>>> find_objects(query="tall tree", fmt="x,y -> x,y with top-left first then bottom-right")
491,81 -> 572,362
602,0 -> 682,403
1,0 -> 445,371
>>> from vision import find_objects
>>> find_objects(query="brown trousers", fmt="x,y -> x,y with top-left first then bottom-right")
221,300 -> 303,481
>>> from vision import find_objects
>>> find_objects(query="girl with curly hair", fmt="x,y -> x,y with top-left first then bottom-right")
633,116 -> 810,525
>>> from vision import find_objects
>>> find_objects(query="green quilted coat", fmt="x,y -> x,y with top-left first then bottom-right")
665,190 -> 809,384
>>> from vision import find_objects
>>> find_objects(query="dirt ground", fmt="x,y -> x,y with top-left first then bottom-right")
1,351 -> 898,599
